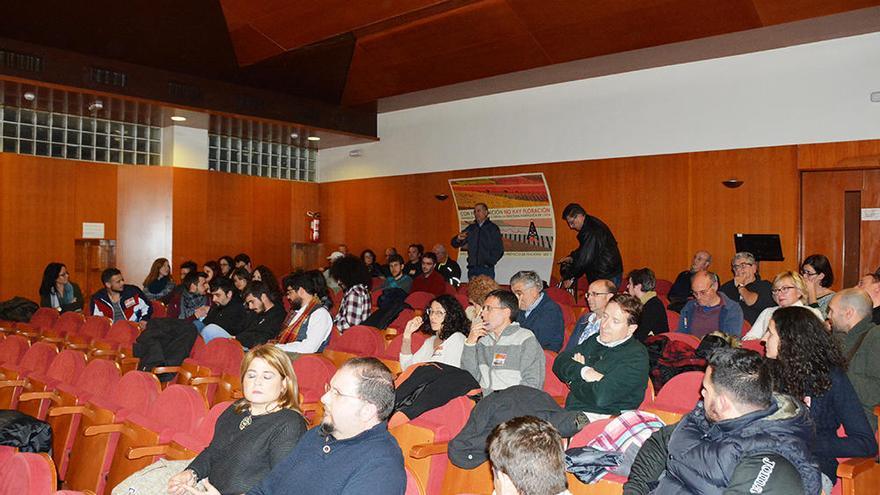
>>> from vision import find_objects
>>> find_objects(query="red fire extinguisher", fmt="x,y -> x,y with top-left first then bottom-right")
307,211 -> 320,243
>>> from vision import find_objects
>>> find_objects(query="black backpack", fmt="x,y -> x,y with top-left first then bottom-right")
0,297 -> 39,322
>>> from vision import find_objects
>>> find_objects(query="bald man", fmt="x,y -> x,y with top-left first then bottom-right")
667,250 -> 712,313
827,288 -> 880,429
677,271 -> 743,338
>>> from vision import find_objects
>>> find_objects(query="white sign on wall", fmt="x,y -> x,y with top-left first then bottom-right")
82,222 -> 105,239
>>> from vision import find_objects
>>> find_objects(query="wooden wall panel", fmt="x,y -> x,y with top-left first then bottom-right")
117,166 -> 173,289
172,168 -> 211,271
250,178 -> 293,274
798,139 -> 880,170
203,172 -> 255,263
0,155 -> 119,301
689,146 -> 800,282
861,170 -> 880,276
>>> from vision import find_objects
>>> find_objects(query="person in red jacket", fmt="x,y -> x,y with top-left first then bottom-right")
410,252 -> 450,296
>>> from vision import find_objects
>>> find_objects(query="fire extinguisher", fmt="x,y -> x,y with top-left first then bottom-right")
307,211 -> 320,243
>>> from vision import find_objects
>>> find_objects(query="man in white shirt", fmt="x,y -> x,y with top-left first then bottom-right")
275,271 -> 334,354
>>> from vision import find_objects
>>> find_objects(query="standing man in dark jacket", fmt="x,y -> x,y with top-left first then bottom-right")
558,203 -> 623,288
451,202 -> 505,280
623,348 -> 821,495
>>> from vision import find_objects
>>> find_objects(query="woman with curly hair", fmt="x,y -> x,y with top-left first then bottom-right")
762,306 -> 877,488
399,294 -> 469,370
464,275 -> 500,321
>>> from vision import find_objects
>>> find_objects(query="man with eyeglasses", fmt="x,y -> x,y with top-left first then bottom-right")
718,252 -> 774,325
677,271 -> 743,338
199,358 -> 406,495
563,280 -> 616,352
461,289 -> 545,396
273,271 -> 334,355
410,252 -> 450,296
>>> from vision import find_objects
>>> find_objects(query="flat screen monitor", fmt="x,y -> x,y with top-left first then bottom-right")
734,234 -> 784,262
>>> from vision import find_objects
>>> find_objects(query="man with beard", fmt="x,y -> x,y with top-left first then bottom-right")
274,270 -> 334,355
192,357 -> 406,495
90,267 -> 152,326
197,277 -> 248,343
166,270 -> 210,320
623,348 -> 820,495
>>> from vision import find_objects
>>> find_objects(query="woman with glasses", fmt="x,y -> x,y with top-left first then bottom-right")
762,306 -> 877,493
39,262 -> 84,313
399,294 -> 469,370
742,271 -> 823,340
800,254 -> 836,319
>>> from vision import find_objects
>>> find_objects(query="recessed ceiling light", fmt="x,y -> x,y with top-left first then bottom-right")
307,136 -> 320,141
170,115 -> 187,122
290,133 -> 299,139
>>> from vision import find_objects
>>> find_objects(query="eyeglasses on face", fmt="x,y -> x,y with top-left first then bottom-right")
800,269 -> 818,277
732,263 -> 754,270
425,308 -> 446,317
771,286 -> 797,295
586,291 -> 612,297
482,305 -> 505,313
324,383 -> 359,400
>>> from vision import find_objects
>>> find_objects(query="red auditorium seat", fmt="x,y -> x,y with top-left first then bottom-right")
29,307 -> 60,330
655,279 -> 673,296
0,341 -> 58,409
0,333 -> 29,367
89,320 -> 140,369
154,337 -> 243,403
665,309 -> 679,331
0,451 -> 56,495
453,293 -> 470,310
292,354 -> 337,426
104,384 -> 207,490
151,300 -> 167,318
41,312 -> 85,347
542,350 -> 568,405
65,371 -> 162,495
645,370 -> 704,424
380,331 -> 429,375
66,316 -> 111,351
44,358 -> 121,481
127,400 -> 233,462
17,349 -> 88,420
545,286 -> 574,306
323,325 -> 384,368
388,308 -> 416,333
371,288 -> 384,309
405,291 -> 435,311
560,304 -> 576,334
371,277 -> 385,291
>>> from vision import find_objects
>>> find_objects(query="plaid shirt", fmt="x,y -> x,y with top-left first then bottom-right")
334,284 -> 371,331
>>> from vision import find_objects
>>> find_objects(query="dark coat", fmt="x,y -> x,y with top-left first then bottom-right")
561,214 -> 622,282
516,293 -> 565,352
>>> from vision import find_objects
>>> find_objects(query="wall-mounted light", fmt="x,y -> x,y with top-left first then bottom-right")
307,136 -> 321,142
170,115 -> 187,122
722,179 -> 744,188
88,100 -> 104,112
23,91 -> 35,102
290,132 -> 299,139
435,194 -> 449,201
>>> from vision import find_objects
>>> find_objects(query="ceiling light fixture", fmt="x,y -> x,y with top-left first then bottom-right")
170,115 -> 187,122
23,91 -> 36,102
88,100 -> 104,112
290,132 -> 299,139
307,136 -> 321,142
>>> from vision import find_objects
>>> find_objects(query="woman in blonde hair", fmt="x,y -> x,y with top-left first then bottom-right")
742,271 -> 823,340
166,345 -> 306,495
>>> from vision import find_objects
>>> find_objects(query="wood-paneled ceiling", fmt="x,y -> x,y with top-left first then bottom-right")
222,0 -> 880,106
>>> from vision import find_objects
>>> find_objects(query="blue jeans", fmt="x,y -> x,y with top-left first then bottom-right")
200,323 -> 234,344
467,266 -> 495,281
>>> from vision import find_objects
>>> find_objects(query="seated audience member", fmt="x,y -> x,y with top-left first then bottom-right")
411,252 -> 450,296
380,247 -> 398,277
624,348 -> 821,495
487,416 -> 572,495
202,260 -> 221,284
166,271 -> 210,320
553,294 -> 648,420
667,250 -> 711,312
218,255 -> 235,278
90,267 -> 153,324
231,267 -> 252,295
827,288 -> 880,430
743,271 -> 823,340
403,243 -> 424,278
718,252 -> 775,325
462,290 -> 545,395
510,270 -> 564,352
198,277 -> 247,342
678,270 -> 743,338
39,262 -> 84,313
253,265 -> 283,304
141,257 -> 175,302
433,243 -> 462,285
206,281 -> 285,348
856,272 -> 880,324
762,306 -> 877,489
399,294 -> 469,370
465,274 -> 500,321
564,279 -> 616,352
323,251 -> 343,292
275,271 -> 334,354
234,253 -> 252,272
238,358 -> 406,495
382,254 -> 413,293
361,249 -> 383,278
337,243 -> 349,256
800,254 -> 835,318
330,255 -> 372,331
626,268 -> 669,342
166,345 -> 307,495
306,269 -> 334,311
179,260 -> 198,282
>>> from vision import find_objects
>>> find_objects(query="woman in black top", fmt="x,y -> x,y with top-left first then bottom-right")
167,345 -> 307,495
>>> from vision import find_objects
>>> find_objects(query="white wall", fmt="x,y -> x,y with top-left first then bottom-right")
319,32 -> 880,182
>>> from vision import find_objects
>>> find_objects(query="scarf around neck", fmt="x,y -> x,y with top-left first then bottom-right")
278,297 -> 320,344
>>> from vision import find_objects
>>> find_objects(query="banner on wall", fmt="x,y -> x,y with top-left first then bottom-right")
449,173 -> 556,283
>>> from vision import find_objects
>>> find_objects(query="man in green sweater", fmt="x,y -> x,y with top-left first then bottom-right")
828,288 -> 880,429
553,293 -> 648,420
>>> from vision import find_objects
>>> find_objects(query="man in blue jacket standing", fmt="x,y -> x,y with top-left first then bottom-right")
451,202 -> 505,280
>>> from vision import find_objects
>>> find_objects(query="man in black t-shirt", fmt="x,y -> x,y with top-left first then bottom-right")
718,252 -> 774,326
